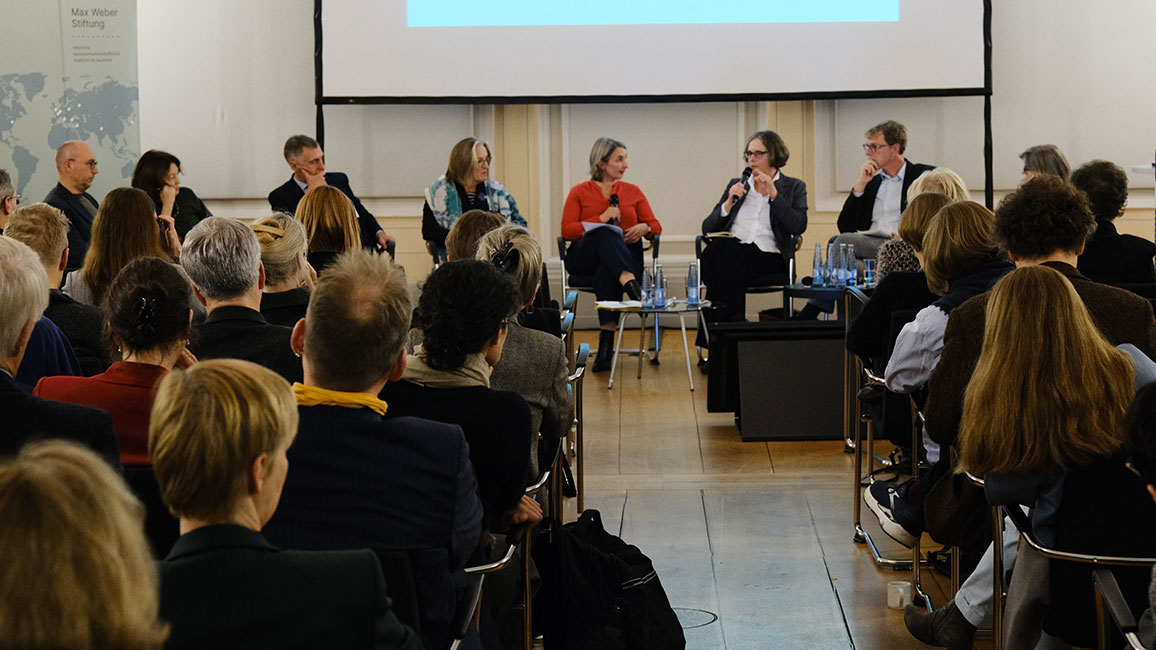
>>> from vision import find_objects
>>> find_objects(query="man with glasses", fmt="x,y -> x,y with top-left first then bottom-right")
44,141 -> 101,271
0,168 -> 17,234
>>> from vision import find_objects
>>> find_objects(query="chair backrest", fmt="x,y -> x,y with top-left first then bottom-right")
373,549 -> 422,637
122,465 -> 180,558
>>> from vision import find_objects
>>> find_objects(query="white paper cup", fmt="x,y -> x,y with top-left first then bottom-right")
886,581 -> 913,610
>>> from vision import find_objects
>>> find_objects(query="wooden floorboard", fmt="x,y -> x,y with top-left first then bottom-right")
571,328 -> 992,649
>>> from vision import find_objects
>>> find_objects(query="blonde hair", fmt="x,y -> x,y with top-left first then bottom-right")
149,359 -> 298,522
958,266 -> 1132,475
897,193 -> 951,252
476,224 -> 542,308
907,168 -> 969,203
0,441 -> 167,649
921,201 -> 999,295
446,137 -> 491,188
5,203 -> 70,269
296,186 -> 359,254
251,213 -> 310,288
446,210 -> 505,261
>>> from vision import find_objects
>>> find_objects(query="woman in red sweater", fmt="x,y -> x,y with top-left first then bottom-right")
561,137 -> 662,371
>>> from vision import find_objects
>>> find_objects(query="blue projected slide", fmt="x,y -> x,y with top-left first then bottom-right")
407,0 -> 898,28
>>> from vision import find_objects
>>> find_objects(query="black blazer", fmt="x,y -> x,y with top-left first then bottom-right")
1077,220 -> 1156,285
268,172 -> 383,249
46,289 -> 108,376
159,524 -> 422,650
259,288 -> 310,328
43,182 -> 99,270
701,173 -> 808,268
189,306 -> 302,383
837,161 -> 935,233
0,371 -> 119,465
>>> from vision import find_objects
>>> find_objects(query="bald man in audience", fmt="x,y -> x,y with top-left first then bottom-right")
43,141 -> 101,270
182,217 -> 303,383
0,169 -> 17,233
4,204 -> 107,376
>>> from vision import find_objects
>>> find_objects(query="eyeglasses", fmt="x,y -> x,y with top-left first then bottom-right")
743,150 -> 768,159
476,157 -> 492,166
69,159 -> 98,169
862,143 -> 890,153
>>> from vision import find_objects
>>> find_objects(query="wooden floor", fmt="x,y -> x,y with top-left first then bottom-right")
570,327 -> 993,650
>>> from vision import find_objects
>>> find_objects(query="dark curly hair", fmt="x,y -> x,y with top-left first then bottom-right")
103,257 -> 192,356
1070,160 -> 1128,223
414,259 -> 520,371
993,175 -> 1095,259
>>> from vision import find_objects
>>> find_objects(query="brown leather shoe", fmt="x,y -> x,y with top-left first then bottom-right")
903,599 -> 976,649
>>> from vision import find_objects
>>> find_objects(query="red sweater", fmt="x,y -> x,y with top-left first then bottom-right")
34,361 -> 168,465
560,180 -> 662,241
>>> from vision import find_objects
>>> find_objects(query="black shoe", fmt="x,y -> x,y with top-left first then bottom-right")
592,330 -> 615,372
697,358 -> 709,375
903,599 -> 976,650
863,479 -> 924,548
791,303 -> 823,320
623,279 -> 642,301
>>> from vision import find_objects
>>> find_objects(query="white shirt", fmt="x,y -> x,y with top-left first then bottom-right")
869,161 -> 907,236
720,172 -> 780,254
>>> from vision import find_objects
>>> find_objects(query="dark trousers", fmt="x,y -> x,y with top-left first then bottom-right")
565,227 -> 643,326
698,239 -> 787,348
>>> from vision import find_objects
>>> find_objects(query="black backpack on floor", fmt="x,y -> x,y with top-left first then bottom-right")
533,509 -> 686,650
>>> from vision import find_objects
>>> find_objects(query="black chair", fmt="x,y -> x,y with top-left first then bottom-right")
374,550 -> 422,637
694,232 -> 799,305
1092,568 -> 1148,649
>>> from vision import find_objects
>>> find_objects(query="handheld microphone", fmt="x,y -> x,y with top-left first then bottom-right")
608,193 -> 620,226
740,167 -> 752,184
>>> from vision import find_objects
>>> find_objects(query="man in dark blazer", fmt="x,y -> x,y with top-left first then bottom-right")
1071,159 -> 1156,285
263,250 -> 484,650
0,237 -> 118,465
43,141 -> 101,271
182,217 -> 303,383
268,134 -> 395,250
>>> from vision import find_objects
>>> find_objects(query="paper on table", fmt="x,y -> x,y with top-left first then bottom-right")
583,222 -> 624,236
705,231 -> 734,238
595,300 -> 642,309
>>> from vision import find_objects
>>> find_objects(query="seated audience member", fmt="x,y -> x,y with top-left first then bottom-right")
35,257 -> 194,465
14,313 -> 82,392
61,187 -> 200,319
182,217 -> 302,383
479,225 -> 574,477
296,185 -> 361,275
907,265 -> 1155,648
269,134 -> 393,250
845,192 -> 950,362
1072,159 -> 1156,284
131,149 -> 212,240
875,169 -> 969,280
1020,143 -> 1071,180
424,137 -> 527,255
382,259 -> 540,532
446,209 -> 505,261
263,250 -> 483,650
1126,384 -> 1156,649
0,167 -> 16,232
5,203 -> 106,375
151,359 -> 421,650
251,214 -> 315,327
43,140 -> 101,270
0,441 -> 166,649
0,237 -> 118,462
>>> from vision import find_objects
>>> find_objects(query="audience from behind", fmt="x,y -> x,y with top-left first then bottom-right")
1019,143 -> 1070,180
561,137 -> 662,371
698,130 -> 807,343
61,187 -> 190,312
904,167 -> 969,204
1072,159 -> 1156,284
131,149 -> 212,241
875,168 -> 968,280
874,191 -> 954,282
150,359 -> 421,650
251,213 -> 315,327
0,236 -> 118,462
1126,384 -> 1156,649
0,167 -> 16,232
263,250 -> 483,650
907,265 -> 1155,648
845,192 -> 950,363
0,441 -> 167,650
43,140 -> 101,270
35,257 -> 194,465
445,209 -> 505,261
385,259 -> 539,530
424,137 -> 527,256
268,134 -> 393,250
295,184 -> 361,275
5,203 -> 106,375
479,225 -> 574,477
182,217 -> 302,383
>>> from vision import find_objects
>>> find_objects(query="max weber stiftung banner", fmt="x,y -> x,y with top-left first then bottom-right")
0,0 -> 139,202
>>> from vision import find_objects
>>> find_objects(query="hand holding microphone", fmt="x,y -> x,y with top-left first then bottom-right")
603,193 -> 621,225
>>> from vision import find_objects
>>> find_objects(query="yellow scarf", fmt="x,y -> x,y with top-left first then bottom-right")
293,383 -> 389,416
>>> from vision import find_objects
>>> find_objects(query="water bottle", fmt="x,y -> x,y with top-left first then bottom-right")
654,264 -> 666,307
845,243 -> 857,287
686,262 -> 699,305
641,267 -> 653,306
825,243 -> 836,287
812,243 -> 824,287
837,243 -> 848,286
